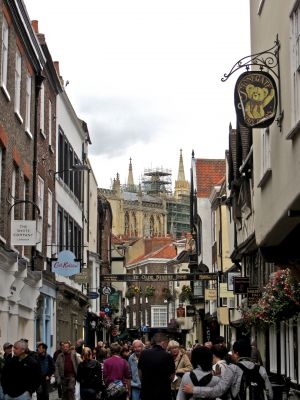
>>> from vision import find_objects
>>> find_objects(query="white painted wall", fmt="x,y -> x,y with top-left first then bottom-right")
250,0 -> 300,246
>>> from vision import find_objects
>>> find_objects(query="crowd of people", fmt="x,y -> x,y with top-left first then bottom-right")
0,335 -> 273,400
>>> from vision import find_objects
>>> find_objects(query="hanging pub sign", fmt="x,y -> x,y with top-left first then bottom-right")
51,250 -> 80,276
234,71 -> 277,128
233,276 -> 250,294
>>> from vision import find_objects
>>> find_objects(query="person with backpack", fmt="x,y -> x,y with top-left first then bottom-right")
182,339 -> 273,400
177,346 -> 220,400
76,347 -> 105,400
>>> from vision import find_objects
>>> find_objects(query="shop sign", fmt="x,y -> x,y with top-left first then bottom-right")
233,276 -> 250,294
234,71 -> 277,128
205,289 -> 217,301
176,306 -> 186,318
247,287 -> 261,307
11,220 -> 36,245
51,250 -> 80,276
219,283 -> 235,298
87,291 -> 99,299
74,268 -> 89,284
186,305 -> 196,317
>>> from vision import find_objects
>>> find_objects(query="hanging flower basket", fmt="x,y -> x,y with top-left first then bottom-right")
240,268 -> 300,326
162,287 -> 173,301
125,286 -> 142,298
179,285 -> 192,302
145,285 -> 155,297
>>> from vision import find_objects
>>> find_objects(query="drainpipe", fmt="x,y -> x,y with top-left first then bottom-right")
31,73 -> 44,270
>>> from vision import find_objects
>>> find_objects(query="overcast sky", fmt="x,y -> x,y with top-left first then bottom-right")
25,0 -> 250,189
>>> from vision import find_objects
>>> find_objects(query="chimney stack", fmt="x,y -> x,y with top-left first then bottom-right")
31,20 -> 39,33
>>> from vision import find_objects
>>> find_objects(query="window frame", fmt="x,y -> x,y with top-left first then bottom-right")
14,49 -> 22,119
1,17 -> 9,94
151,305 -> 168,328
25,74 -> 32,136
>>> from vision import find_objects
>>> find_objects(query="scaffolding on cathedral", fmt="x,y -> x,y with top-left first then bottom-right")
142,167 -> 172,195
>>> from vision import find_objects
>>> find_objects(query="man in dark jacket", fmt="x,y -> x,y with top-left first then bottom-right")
37,343 -> 55,400
138,333 -> 175,400
1,340 -> 41,400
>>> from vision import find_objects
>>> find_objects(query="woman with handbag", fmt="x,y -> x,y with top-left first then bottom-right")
103,343 -> 131,400
77,347 -> 105,400
167,341 -> 192,400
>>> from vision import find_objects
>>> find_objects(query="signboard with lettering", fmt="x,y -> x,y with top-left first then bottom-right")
234,71 -> 278,128
186,305 -> 196,317
52,250 -> 80,277
247,287 -> 261,307
74,268 -> 89,284
219,283 -> 235,298
205,289 -> 217,301
100,273 -> 218,283
11,220 -> 36,245
233,276 -> 250,294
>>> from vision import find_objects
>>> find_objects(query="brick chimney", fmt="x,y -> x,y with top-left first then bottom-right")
31,20 -> 39,33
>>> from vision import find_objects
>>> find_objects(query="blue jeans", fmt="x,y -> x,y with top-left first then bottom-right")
131,388 -> 141,400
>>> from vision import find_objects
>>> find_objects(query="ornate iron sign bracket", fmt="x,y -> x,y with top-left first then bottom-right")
221,35 -> 283,130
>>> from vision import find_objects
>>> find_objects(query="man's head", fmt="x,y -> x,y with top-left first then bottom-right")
13,340 -> 28,358
232,339 -> 251,362
62,342 -> 71,354
191,346 -> 213,371
110,343 -> 121,355
3,342 -> 13,355
97,341 -> 104,348
151,333 -> 169,350
132,340 -> 144,356
37,343 -> 48,355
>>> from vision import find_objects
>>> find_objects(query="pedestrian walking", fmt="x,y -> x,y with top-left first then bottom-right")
103,343 -> 131,400
182,339 -> 273,400
95,342 -> 107,364
167,340 -> 192,400
2,345 -> 12,362
53,342 -> 64,399
1,340 -> 41,400
177,345 -> 220,400
128,340 -> 144,400
55,342 -> 81,400
36,343 -> 55,400
138,333 -> 175,400
77,347 -> 105,400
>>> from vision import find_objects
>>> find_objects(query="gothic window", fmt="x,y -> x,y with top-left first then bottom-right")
150,215 -> 154,237
125,212 -> 129,236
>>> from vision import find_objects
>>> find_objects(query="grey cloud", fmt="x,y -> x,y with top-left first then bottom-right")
78,97 -> 166,157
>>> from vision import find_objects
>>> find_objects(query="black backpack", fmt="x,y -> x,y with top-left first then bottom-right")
187,371 -> 213,399
233,362 -> 266,400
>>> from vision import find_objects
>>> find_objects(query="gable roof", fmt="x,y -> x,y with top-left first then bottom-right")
127,243 -> 177,267
195,159 -> 226,198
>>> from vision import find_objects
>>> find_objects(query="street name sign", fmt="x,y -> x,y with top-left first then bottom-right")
101,273 -> 217,283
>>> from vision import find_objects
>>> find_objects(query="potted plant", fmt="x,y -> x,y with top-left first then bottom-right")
179,285 -> 192,302
145,285 -> 155,297
240,268 -> 300,326
125,286 -> 142,299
